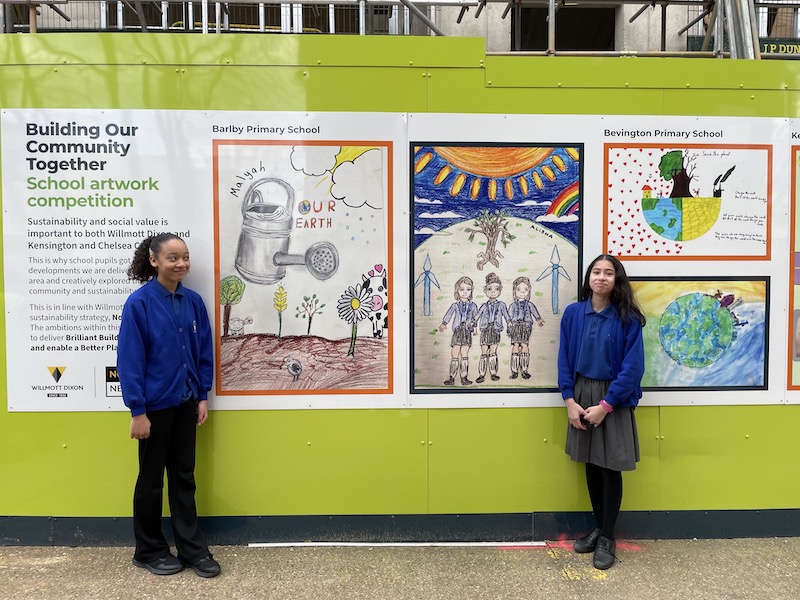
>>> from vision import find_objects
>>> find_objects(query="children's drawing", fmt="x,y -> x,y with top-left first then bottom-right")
438,276 -> 478,386
333,263 -> 389,355
535,245 -> 571,315
273,285 -> 288,338
507,276 -> 545,379
413,253 -> 441,317
214,141 -> 392,394
282,356 -> 303,381
465,210 -> 515,270
234,176 -> 340,283
295,294 -> 325,335
219,274 -> 246,337
605,144 -> 770,259
475,273 -> 509,383
362,264 -> 388,339
228,316 -> 253,336
411,143 -> 581,392
631,277 -> 768,389
790,146 -> 800,389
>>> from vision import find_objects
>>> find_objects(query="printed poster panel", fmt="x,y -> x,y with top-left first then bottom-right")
1,108 -> 204,411
605,144 -> 771,260
410,142 -> 582,395
214,140 -> 394,396
1,109 -> 406,411
631,277 -> 769,390
1,110 -> 793,409
790,146 -> 800,391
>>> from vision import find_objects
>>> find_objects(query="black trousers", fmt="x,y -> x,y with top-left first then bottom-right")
133,400 -> 209,563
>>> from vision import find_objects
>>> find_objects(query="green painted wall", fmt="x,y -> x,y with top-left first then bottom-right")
1,34 -> 798,520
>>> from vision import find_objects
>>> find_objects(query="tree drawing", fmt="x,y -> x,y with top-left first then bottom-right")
273,285 -> 287,339
295,293 -> 326,335
464,209 -> 516,270
219,275 -> 246,337
659,150 -> 697,198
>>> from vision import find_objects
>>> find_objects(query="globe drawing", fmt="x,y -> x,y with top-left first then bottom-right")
642,196 -> 722,241
658,293 -> 733,368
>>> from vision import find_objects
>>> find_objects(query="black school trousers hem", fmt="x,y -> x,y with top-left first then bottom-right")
132,400 -> 209,564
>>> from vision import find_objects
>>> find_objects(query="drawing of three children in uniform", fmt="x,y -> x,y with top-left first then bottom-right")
438,273 -> 545,386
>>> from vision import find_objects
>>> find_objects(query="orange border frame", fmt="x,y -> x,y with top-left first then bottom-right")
603,143 -> 772,261
212,139 -> 394,396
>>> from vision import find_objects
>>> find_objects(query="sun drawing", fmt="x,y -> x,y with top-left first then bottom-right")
413,146 -> 580,201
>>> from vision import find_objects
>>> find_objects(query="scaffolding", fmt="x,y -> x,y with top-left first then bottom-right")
0,0 -> 790,58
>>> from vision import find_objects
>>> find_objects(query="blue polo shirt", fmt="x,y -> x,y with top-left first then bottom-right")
575,303 -> 614,380
166,283 -> 195,403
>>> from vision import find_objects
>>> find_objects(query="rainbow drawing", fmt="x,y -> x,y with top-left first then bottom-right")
545,181 -> 579,216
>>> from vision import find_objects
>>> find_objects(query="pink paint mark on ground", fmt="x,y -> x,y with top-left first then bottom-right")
485,537 -> 645,553
615,541 -> 644,552
546,539 -> 644,553
547,540 -> 574,552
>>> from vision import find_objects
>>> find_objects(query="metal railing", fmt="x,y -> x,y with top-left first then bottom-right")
0,0 -> 457,35
3,0 -> 800,59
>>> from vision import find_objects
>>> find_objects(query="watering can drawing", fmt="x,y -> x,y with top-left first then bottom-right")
234,177 -> 339,285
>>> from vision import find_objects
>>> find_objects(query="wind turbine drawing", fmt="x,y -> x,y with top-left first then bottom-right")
536,245 -> 571,314
414,253 -> 440,316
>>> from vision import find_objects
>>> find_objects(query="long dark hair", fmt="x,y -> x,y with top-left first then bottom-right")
126,233 -> 183,283
580,254 -> 646,326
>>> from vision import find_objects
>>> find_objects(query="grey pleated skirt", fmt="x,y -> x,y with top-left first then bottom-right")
565,374 -> 640,472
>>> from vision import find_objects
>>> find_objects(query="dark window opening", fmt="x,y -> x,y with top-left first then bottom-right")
513,7 -> 617,51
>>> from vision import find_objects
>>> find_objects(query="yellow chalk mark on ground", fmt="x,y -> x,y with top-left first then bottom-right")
591,570 -> 609,581
562,566 -> 582,581
547,547 -> 565,559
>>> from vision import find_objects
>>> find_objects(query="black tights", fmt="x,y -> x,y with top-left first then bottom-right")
585,463 -> 623,540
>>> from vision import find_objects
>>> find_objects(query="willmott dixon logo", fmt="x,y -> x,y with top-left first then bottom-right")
32,366 -> 83,396
48,366 -> 67,382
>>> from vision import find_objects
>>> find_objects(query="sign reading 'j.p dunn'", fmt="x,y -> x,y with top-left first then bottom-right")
688,35 -> 800,55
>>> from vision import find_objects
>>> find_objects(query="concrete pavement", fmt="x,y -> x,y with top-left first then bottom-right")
1,538 -> 798,599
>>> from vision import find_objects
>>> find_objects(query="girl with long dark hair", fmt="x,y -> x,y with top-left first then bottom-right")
557,255 -> 646,570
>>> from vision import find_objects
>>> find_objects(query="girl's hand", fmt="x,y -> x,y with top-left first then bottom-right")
538,319 -> 545,327
197,400 -> 209,426
438,324 -> 446,332
583,405 -> 609,427
130,414 -> 151,440
566,398 -> 587,430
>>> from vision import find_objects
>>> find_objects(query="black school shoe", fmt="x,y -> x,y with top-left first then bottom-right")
593,536 -> 617,570
132,554 -> 184,575
184,554 -> 222,578
573,528 -> 601,553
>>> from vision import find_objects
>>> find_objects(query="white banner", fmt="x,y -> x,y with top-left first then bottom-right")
1,109 -> 407,410
1,110 -> 793,410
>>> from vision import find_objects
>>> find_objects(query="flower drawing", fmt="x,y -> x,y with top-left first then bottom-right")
337,283 -> 371,356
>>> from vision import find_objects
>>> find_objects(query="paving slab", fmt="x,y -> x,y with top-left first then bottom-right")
1,538 -> 798,600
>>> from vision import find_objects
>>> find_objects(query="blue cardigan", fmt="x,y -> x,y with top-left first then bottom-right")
117,279 -> 213,417
557,299 -> 644,408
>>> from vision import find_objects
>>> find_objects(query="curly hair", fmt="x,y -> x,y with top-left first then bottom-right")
126,233 -> 183,283
484,272 -> 502,293
580,255 -> 646,327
